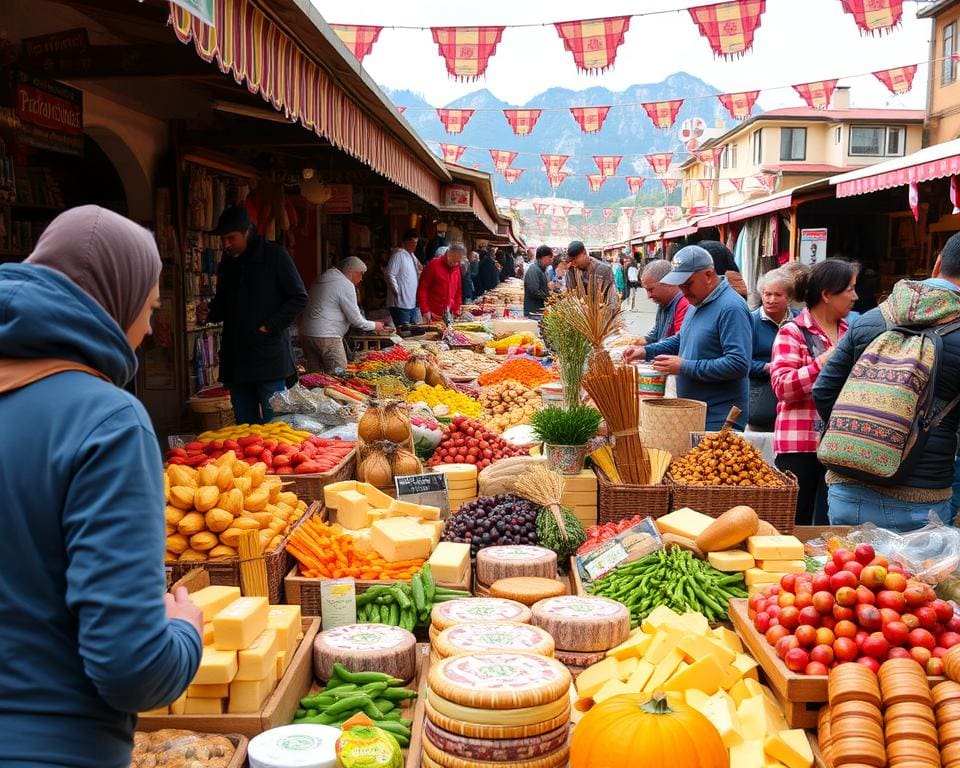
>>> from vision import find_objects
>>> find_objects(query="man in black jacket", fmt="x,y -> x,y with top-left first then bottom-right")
198,206 -> 307,424
477,247 -> 500,294
524,245 -> 553,316
812,235 -> 960,531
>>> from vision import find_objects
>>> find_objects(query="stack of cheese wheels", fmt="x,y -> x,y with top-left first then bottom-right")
432,621 -> 555,664
423,652 -> 572,768
429,598 -> 532,645
313,623 -> 417,683
475,546 -> 558,592
431,464 -> 478,510
531,596 -> 630,679
487,577 -> 568,605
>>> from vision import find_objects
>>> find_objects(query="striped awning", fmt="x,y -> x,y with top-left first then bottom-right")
169,0 -> 443,207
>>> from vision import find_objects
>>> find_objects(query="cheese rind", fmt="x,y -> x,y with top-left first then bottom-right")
213,596 -> 269,651
747,535 -> 804,560
708,550 -> 755,572
655,507 -> 715,539
190,586 -> 242,623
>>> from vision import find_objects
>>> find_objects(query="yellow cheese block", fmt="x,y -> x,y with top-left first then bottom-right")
764,730 -> 814,768
678,634 -> 736,667
370,517 -> 433,562
388,499 -> 424,517
561,469 -> 598,492
757,560 -> 806,574
645,629 -> 684,665
745,568 -> 788,586
169,692 -> 187,715
187,682 -> 230,698
360,483 -> 393,509
431,464 -> 478,481
694,691 -> 744,748
730,739 -> 766,768
448,488 -> 479,501
575,656 -> 619,699
194,647 -> 238,685
685,688 -> 710,711
213,596 -> 269,651
184,697 -> 224,714
762,692 -> 790,734
722,653 -> 760,690
445,477 -> 479,492
236,629 -> 279,681
663,654 -> 728,695
616,657 -> 639,680
323,480 -> 357,509
428,542 -> 471,584
276,650 -> 288,679
336,490 -> 371,530
418,505 -> 442,521
655,507 -> 715,539
560,491 -> 598,507
643,648 -> 684,694
626,660 -> 655,693
593,678 -> 632,704
640,605 -> 681,634
190,586 -> 241,623
228,665 -> 277,713
738,697 -> 767,741
421,520 -> 442,550
747,536 -> 804,560
673,612 -> 710,637
708,550 -> 755,572
729,678 -> 765,706
606,632 -> 653,660
268,605 -> 302,654
202,623 -> 215,646
712,626 -> 745,654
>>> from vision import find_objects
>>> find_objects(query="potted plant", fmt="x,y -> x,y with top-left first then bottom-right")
529,405 -> 602,475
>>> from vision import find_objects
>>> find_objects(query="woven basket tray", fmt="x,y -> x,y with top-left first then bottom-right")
167,501 -> 319,604
597,472 -> 671,524
666,470 -> 799,533
283,448 -> 356,505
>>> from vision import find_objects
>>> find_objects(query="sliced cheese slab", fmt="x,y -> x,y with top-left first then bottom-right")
194,647 -> 238,685
212,596 -> 269,651
425,687 -> 570,727
655,507 -> 715,539
184,697 -> 224,714
530,596 -> 629,653
489,577 -> 567,606
428,652 -> 570,709
323,480 -> 357,509
428,542 -> 471,585
606,632 -> 653,660
708,550 -> 755,572
190,586 -> 242,623
745,568 -> 788,586
730,739 -> 766,768
424,699 -> 571,740
360,483 -> 393,509
423,718 -> 569,763
764,730 -> 814,768
314,623 -> 416,682
435,621 -> 555,659
476,545 -> 558,586
573,656 -> 619,699
747,535 -> 804,560
431,598 -> 532,631
431,464 -> 478,481
757,559 -> 806,574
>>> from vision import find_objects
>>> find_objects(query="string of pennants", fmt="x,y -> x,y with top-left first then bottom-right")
330,0 -> 904,77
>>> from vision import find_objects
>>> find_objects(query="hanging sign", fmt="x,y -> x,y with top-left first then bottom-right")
21,28 -> 90,60
14,71 -> 83,156
440,143 -> 467,164
799,228 -> 828,266
489,149 -> 518,173
396,106 -> 407,114
396,473 -> 449,516
626,177 -> 645,195
541,154 -> 570,175
554,16 -> 631,74
442,184 -> 474,209
437,108 -> 475,134
662,178 -> 681,195
325,185 -> 354,214
570,106 -> 611,134
718,91 -> 761,121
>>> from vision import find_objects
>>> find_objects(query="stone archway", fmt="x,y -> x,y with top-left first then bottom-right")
83,125 -> 152,222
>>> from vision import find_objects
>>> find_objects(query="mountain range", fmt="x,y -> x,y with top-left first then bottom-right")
387,72 -> 740,206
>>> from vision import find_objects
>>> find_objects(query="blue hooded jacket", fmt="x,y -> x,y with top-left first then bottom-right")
0,264 -> 201,767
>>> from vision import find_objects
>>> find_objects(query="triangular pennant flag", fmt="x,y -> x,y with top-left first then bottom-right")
437,108 -> 475,134
430,26 -> 506,80
562,206 -> 574,217
730,177 -> 746,192
396,106 -> 407,114
330,25 -> 384,62
662,178 -> 681,195
582,208 -> 592,217
626,177 -> 645,195
504,109 -> 542,136
509,198 -> 519,208
547,170 -> 571,189
717,91 -> 761,121
873,65 -> 918,95
645,152 -> 674,176
602,208 -> 614,219
793,79 -> 839,110
641,100 -> 684,130
691,147 -> 724,167
593,155 -> 623,177
644,207 -> 657,217
440,144 -> 466,164
503,168 -> 525,184
755,173 -> 778,193
698,178 -> 716,194
489,149 -> 519,174
621,208 -> 635,220
533,203 -> 547,215
688,0 -> 766,58
587,174 -> 607,192
554,16 -> 631,74
570,106 -> 611,134
541,154 -> 570,176
839,0 -> 903,35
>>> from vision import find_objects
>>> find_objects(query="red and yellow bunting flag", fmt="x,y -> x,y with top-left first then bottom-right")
431,26 -> 505,80
570,105 -> 611,134
688,0 -> 766,59
594,155 -> 623,177
541,153 -> 570,175
621,208 -> 635,220
626,177 -> 645,195
489,149 -> 518,173
547,170 -> 570,189
642,100 -> 684,130
440,143 -> 466,164
396,106 -> 406,114
533,203 -> 547,214
793,79 -> 839,110
562,206 -> 574,216
755,173 -> 778,192
587,174 -> 607,192
717,90 -> 761,121
503,168 -> 524,183
645,152 -> 674,175
508,198 -> 519,208
644,207 -> 657,216
582,208 -> 592,217
873,65 -> 917,95
504,109 -> 542,136
602,208 -> 614,219
554,16 -> 631,74
437,108 -> 475,134
691,147 -> 724,166
839,0 -> 903,35
330,25 -> 383,62
698,178 -> 716,194
730,177 -> 746,192
662,178 -> 681,195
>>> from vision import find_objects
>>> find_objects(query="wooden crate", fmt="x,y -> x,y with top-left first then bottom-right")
133,731 -> 248,768
283,449 -> 357,505
138,618 -> 320,737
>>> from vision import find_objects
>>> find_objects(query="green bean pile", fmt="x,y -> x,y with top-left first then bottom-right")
355,564 -> 471,630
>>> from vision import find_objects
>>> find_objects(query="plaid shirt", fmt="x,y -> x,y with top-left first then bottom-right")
769,309 -> 848,455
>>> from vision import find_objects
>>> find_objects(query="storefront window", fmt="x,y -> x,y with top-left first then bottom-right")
722,143 -> 737,169
849,126 -> 906,157
779,127 -> 807,161
752,128 -> 763,166
944,22 -> 957,85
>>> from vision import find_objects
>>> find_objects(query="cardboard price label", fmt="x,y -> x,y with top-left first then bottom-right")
395,473 -> 449,517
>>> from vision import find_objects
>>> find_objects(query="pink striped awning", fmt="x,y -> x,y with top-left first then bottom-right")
833,143 -> 960,198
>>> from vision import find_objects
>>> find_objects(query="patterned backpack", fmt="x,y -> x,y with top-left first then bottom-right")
817,313 -> 960,485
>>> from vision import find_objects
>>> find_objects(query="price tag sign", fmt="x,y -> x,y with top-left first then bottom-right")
395,473 -> 449,517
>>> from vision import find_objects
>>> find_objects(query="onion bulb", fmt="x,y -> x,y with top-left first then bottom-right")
359,450 -> 392,487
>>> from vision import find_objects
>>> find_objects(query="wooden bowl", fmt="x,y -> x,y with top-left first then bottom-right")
881,681 -> 934,707
830,735 -> 887,767
936,701 -> 960,725
940,719 -> 960,746
933,680 -> 960,707
830,700 -> 882,725
885,738 -> 939,765
831,717 -> 883,742
943,741 -> 960,765
885,700 -> 937,724
884,716 -> 939,746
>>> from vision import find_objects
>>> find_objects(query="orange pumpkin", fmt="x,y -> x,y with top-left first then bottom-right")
570,693 -> 729,768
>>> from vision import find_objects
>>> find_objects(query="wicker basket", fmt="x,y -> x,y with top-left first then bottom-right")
666,470 -> 799,533
167,501 -> 319,604
186,396 -> 234,432
283,448 -> 357,504
598,472 -> 671,524
639,398 -> 707,460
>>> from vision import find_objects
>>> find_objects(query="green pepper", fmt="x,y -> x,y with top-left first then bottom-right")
390,585 -> 412,610
332,663 -> 397,685
411,573 -> 426,613
362,701 -> 386,720
356,586 -> 389,606
421,564 -> 436,603
378,686 -> 417,701
372,698 -> 396,714
360,681 -> 389,697
324,693 -> 374,716
387,602 -> 400,626
295,707 -> 307,719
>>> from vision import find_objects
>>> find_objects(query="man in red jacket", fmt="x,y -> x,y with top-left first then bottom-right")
418,243 -> 464,321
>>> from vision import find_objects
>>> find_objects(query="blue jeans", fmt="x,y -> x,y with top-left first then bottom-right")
827,483 -> 953,532
389,307 -> 420,326
229,379 -> 285,425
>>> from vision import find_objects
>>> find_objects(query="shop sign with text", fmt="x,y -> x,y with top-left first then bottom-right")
14,71 -> 83,156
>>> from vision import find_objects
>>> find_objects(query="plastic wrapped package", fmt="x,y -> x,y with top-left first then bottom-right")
131,729 -> 237,767
319,423 -> 359,441
268,384 -> 356,425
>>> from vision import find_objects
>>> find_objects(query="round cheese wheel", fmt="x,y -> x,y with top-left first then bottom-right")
313,623 -> 416,682
429,653 -> 570,710
422,736 -> 569,768
431,598 -> 532,631
423,718 -> 570,762
476,546 -> 558,586
530,596 -> 630,652
432,464 -> 479,480
488,577 -> 568,606
552,648 -> 608,668
425,687 -> 570,728
434,621 -> 555,659
424,699 -> 571,740
248,724 -> 339,768
429,624 -> 440,644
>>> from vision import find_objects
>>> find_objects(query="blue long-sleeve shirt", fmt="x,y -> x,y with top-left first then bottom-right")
0,264 -> 201,767
750,307 -> 799,379
644,277 -> 752,430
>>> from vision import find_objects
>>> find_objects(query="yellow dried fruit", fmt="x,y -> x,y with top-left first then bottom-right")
278,491 -> 299,507
169,486 -> 197,511
178,548 -> 208,562
204,508 -> 234,534
268,518 -> 286,534
219,489 -> 244,515
166,465 -> 197,488
219,527 -> 243,548
189,531 -> 218,552
232,516 -> 261,531
216,465 -> 234,492
164,473 -> 170,503
198,464 -> 220,487
194,485 -> 220,513
231,459 -> 248,478
166,550 -> 177,562
248,462 -> 267,488
165,505 -> 185,527
208,544 -> 238,560
251,511 -> 274,529
177,512 -> 206,536
166,523 -> 176,537
244,488 -> 269,513
267,534 -> 283,552
233,476 -> 253,495
258,529 -> 274,552
213,450 -> 237,468
166,533 -> 189,554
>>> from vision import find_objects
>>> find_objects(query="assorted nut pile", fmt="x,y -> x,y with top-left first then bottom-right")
479,380 -> 542,433
667,431 -> 784,487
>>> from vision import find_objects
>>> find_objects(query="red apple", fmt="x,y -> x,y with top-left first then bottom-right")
798,606 -> 822,627
935,647 -> 949,658
855,630 -> 870,649
857,656 -> 881,673
902,613 -> 920,631
750,593 -> 767,612
833,548 -> 855,567
816,627 -> 836,646
830,571 -> 859,592
884,572 -> 908,592
888,647 -> 912,660
910,646 -> 933,665
856,604 -> 883,631
766,625 -> 790,646
821,616 -> 837,631
933,599 -> 954,624
755,612 -> 771,633
834,620 -> 858,639
862,633 -> 890,660
767,604 -> 782,619
909,628 -> 937,651
915,606 -> 938,630
879,608 -> 902,626
794,591 -> 814,610
777,635 -> 801,659
784,647 -> 810,672
869,555 -> 890,569
833,604 -> 856,622
927,657 -> 945,676
940,632 -> 960,649
778,592 -> 796,608
813,591 -> 835,615
835,587 -> 858,607
805,661 -> 829,676
833,637 -> 859,662
888,563 -> 905,575
876,590 -> 907,613
779,606 -> 801,631
854,543 -> 876,565
883,621 -> 910,647
904,585 -> 927,608
856,585 -> 876,605
859,565 -> 888,591
949,615 -> 960,634
795,625 -> 818,647
844,561 -> 865,580
811,643 -> 835,666
780,573 -> 797,593
823,561 -> 838,577
813,573 -> 831,593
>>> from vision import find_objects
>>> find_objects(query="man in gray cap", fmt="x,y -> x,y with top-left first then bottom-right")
623,244 -> 751,430
300,257 -> 386,373
567,240 -> 618,304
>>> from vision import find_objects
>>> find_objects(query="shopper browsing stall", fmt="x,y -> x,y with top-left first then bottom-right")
639,259 -> 690,344
524,245 -> 554,316
385,228 -> 422,326
418,243 -> 464,322
749,268 -> 799,433
567,240 -> 618,304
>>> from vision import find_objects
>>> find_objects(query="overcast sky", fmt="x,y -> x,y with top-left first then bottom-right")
312,0 -> 933,112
